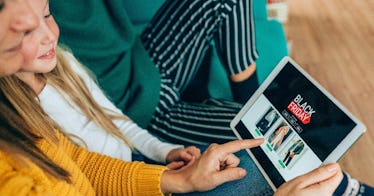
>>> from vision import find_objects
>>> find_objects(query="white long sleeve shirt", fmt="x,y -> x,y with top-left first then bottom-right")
39,51 -> 182,163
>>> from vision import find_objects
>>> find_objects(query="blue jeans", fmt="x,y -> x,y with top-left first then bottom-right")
175,149 -> 274,196
133,147 -> 273,195
134,147 -> 369,195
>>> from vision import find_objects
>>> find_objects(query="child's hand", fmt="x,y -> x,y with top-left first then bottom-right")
166,146 -> 200,169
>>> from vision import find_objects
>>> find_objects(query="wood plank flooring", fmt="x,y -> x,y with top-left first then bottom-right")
284,0 -> 374,185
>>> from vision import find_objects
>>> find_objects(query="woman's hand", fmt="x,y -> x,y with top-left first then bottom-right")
166,146 -> 201,170
160,138 -> 264,194
275,163 -> 343,196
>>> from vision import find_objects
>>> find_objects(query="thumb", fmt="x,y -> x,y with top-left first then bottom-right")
213,168 -> 247,185
308,164 -> 343,194
298,163 -> 341,188
311,171 -> 343,194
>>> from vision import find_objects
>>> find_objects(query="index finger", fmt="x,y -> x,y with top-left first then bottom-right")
216,138 -> 264,155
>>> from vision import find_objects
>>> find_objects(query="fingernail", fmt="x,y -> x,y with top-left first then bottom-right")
326,164 -> 338,172
239,169 -> 247,177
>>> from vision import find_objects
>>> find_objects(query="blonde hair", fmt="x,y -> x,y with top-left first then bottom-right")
0,46 -> 133,149
0,94 -> 71,182
0,74 -> 61,143
0,73 -> 71,182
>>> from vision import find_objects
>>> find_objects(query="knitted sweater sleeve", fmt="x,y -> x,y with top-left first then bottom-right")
60,134 -> 168,195
0,152 -> 52,195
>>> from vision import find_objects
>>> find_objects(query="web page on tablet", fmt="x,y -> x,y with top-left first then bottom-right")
237,61 -> 356,182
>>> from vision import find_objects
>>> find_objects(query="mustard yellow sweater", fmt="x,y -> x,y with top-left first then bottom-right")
0,132 -> 167,195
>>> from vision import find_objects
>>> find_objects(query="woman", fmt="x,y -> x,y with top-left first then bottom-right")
0,0 -> 368,195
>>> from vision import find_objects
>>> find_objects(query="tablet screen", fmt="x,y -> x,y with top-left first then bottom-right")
234,61 -> 357,187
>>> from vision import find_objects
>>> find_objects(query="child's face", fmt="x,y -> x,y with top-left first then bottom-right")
19,0 -> 59,74
0,0 -> 38,77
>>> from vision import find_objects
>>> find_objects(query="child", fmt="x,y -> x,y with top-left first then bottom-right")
1,0 -> 200,166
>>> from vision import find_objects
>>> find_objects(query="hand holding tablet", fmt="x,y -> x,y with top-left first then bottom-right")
275,163 -> 343,196
230,56 -> 365,191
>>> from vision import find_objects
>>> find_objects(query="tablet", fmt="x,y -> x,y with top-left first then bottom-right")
230,56 -> 366,191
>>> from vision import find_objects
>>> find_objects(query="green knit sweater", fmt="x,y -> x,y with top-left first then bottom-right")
50,0 -> 160,127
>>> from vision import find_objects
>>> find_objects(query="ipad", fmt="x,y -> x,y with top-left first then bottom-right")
230,56 -> 366,191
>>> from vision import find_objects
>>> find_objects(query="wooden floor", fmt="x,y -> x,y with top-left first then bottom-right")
284,0 -> 374,185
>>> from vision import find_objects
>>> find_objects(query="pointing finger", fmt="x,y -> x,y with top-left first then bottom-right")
213,138 -> 264,156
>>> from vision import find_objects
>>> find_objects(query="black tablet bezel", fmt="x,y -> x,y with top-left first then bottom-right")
230,56 -> 366,191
